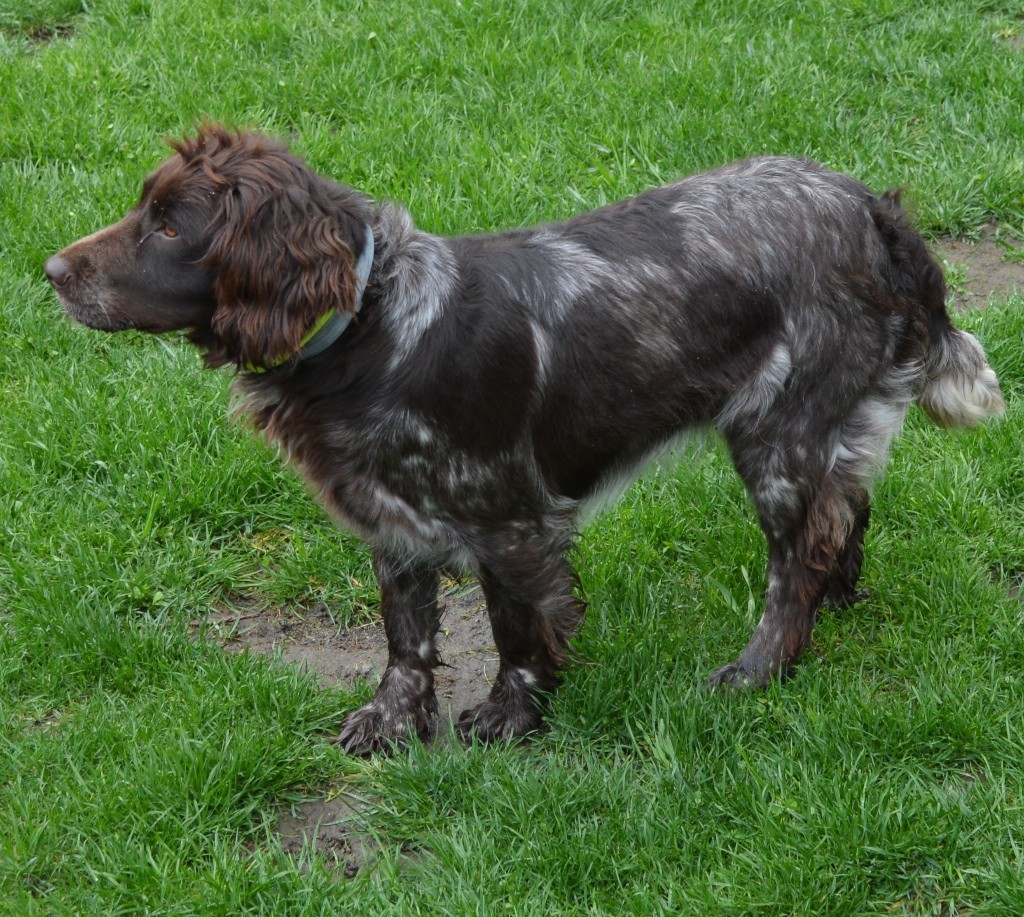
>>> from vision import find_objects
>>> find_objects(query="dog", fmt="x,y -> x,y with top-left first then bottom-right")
46,125 -> 1004,754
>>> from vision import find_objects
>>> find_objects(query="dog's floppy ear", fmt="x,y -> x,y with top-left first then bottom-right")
203,172 -> 363,370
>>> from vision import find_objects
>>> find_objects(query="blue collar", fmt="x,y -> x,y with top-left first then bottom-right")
247,223 -> 374,373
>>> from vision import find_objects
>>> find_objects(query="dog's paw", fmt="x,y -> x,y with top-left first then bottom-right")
455,698 -> 548,745
707,660 -> 772,690
823,586 -> 869,611
335,696 -> 436,757
336,664 -> 438,756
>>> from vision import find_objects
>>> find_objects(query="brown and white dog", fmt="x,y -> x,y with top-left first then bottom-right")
46,125 -> 1004,754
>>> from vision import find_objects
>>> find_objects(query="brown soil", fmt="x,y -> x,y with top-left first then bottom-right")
209,586 -> 495,724
932,228 -> 1024,309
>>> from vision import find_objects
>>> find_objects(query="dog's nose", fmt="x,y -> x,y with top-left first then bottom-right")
44,254 -> 72,287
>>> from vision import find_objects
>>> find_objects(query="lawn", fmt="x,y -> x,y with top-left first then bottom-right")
2,0 -> 1024,912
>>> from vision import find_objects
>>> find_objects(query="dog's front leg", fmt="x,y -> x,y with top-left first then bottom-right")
336,549 -> 441,755
457,522 -> 584,743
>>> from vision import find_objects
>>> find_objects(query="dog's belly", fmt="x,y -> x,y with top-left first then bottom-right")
575,429 -> 704,522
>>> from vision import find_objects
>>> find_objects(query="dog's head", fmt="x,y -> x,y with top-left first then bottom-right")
45,124 -> 371,368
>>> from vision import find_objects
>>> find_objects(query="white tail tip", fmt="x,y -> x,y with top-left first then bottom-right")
918,330 -> 1005,428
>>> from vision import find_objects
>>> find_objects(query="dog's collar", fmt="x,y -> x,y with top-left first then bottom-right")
246,224 -> 374,374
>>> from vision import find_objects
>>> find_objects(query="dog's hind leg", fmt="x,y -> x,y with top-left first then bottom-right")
822,488 -> 871,610
337,549 -> 441,755
709,437 -> 856,689
457,521 -> 584,743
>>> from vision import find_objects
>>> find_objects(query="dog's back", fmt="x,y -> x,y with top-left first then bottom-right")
442,157 -> 1002,505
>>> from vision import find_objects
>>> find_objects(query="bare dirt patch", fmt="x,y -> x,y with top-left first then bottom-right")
1,9 -> 79,46
207,585 -> 495,722
933,227 -> 1024,309
26,22 -> 73,43
200,585 -> 496,872
990,566 -> 1023,602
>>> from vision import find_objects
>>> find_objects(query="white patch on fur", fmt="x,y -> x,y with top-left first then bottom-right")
230,376 -> 281,422
493,234 -> 612,319
604,253 -> 676,301
539,236 -> 618,317
717,342 -> 793,429
371,484 -> 449,542
384,665 -> 428,694
517,667 -> 537,686
374,204 -> 458,361
530,319 -> 551,386
328,471 -> 472,566
918,330 -> 1005,428
231,378 -> 474,566
419,641 -> 434,660
502,234 -> 675,322
667,157 -> 861,285
832,381 -> 915,490
758,474 -> 798,514
415,421 -> 433,446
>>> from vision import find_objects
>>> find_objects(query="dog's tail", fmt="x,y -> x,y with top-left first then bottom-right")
919,322 -> 1005,427
872,190 -> 1004,428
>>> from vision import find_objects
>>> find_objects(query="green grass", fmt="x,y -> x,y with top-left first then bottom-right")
3,0 -> 1024,912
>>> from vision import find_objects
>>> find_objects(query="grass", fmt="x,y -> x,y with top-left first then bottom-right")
3,0 -> 1024,912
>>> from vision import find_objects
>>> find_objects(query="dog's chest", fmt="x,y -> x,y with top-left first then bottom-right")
257,396 -> 506,556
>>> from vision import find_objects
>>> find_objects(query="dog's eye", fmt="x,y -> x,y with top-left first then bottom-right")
160,225 -> 179,239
